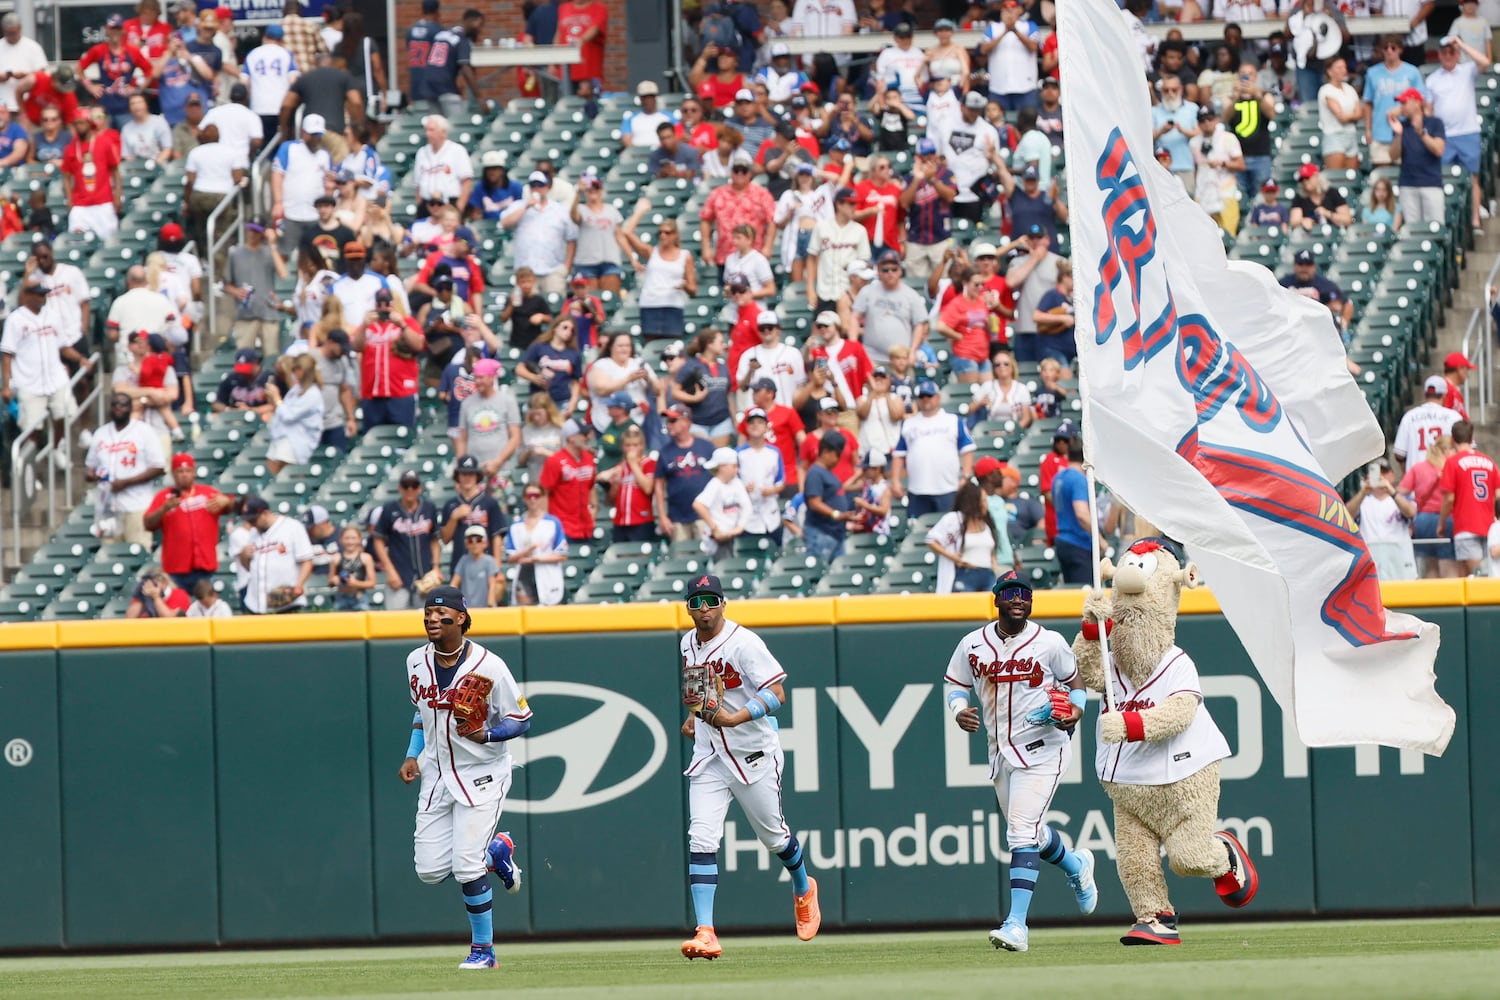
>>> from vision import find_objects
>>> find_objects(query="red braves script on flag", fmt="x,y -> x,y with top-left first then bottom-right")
1056,0 -> 1453,755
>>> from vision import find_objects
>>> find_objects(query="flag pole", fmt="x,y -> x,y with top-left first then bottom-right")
1084,464 -> 1118,716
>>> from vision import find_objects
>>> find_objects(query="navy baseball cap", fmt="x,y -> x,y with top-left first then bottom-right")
1293,249 -> 1315,265
1054,419 -> 1078,440
750,376 -> 777,394
916,137 -> 938,155
916,378 -> 939,397
424,585 -> 467,610
685,573 -> 725,600
993,569 -> 1033,595
453,454 -> 482,477
240,495 -> 269,518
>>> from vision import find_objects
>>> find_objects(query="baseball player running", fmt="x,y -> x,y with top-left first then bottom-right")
678,574 -> 820,959
401,586 -> 531,970
943,570 -> 1098,953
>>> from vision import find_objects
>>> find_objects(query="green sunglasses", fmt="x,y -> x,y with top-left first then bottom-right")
687,594 -> 723,610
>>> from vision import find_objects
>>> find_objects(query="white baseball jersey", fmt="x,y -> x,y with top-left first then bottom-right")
1,305 -> 69,396
1096,645 -> 1231,785
243,515 -> 315,614
682,618 -> 788,786
83,419 -> 165,513
407,639 -> 530,808
414,140 -> 474,204
735,442 -> 786,534
944,620 -> 1078,774
1393,401 -> 1460,464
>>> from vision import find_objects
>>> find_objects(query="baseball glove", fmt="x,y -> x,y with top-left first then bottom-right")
414,569 -> 446,596
265,585 -> 300,611
682,663 -> 726,727
1025,687 -> 1078,727
449,673 -> 494,737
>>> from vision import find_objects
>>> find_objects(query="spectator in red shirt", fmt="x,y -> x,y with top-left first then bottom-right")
352,287 -> 426,431
78,14 -> 153,130
555,0 -> 607,90
18,66 -> 80,128
124,0 -> 174,60
935,267 -> 993,385
144,452 -> 236,592
799,397 -> 857,487
1439,420 -> 1498,575
125,566 -> 192,618
699,156 -> 777,274
539,418 -> 598,543
808,311 -> 871,408
853,155 -> 905,252
1442,351 -> 1476,421
60,107 -> 123,240
603,424 -> 657,542
1038,422 -> 1075,545
725,276 -> 761,390
739,377 -> 803,484
676,96 -> 719,151
689,45 -> 746,111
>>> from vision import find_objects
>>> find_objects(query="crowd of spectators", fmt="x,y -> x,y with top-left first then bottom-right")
3,0 -> 1499,617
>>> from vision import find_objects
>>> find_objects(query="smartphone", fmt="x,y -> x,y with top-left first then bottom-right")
1366,461 -> 1381,487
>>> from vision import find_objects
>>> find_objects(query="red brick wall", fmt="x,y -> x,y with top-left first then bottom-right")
391,0 -> 631,101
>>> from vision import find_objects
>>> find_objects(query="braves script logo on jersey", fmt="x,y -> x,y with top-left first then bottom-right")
411,678 -> 456,707
967,653 -> 1045,686
1090,128 -> 1409,649
693,658 -> 744,690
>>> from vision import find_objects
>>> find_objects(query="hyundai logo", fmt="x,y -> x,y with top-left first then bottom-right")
508,682 -> 668,814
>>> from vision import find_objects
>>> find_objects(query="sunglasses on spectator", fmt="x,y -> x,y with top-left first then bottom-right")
731,165 -> 751,173
687,594 -> 723,610
401,483 -> 421,490
879,265 -> 900,272
996,586 -> 1030,601
814,321 -> 832,328
524,491 -> 543,500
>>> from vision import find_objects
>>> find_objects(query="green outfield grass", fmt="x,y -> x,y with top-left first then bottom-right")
1,917 -> 1496,1000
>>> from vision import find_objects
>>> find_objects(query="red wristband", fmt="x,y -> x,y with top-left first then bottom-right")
1122,711 -> 1145,742
1079,618 -> 1114,641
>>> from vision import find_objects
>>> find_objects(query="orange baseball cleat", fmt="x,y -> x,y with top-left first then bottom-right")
794,877 -> 821,941
681,925 -> 722,960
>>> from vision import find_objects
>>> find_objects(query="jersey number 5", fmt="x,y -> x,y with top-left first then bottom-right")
1472,469 -> 1491,502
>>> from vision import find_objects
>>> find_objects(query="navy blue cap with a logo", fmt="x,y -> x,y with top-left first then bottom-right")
686,574 -> 725,600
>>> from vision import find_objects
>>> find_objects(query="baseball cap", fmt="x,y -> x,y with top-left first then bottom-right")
790,94 -> 809,109
821,429 -> 847,454
964,90 -> 988,110
1268,42 -> 1286,55
301,504 -> 331,529
1297,162 -> 1320,180
916,379 -> 939,397
160,222 -> 184,242
636,80 -> 659,97
480,150 -> 506,169
725,272 -> 750,292
916,137 -> 938,155
184,93 -> 203,106
170,453 -> 196,471
233,347 -> 261,367
771,41 -> 791,57
1021,165 -> 1040,181
301,113 -> 326,135
863,449 -> 887,468
342,241 -> 366,258
605,392 -> 633,410
661,340 -> 685,360
373,288 -> 394,305
146,333 -> 170,354
872,365 -> 889,377
876,248 -> 902,266
454,454 -> 483,477
561,418 -> 586,438
570,273 -> 590,287
265,23 -> 284,39
1041,77 -> 1060,90
1197,105 -> 1217,121
314,193 -> 337,207
528,170 -> 550,187
730,152 -> 755,170
1054,419 -> 1078,439
757,311 -> 781,327
51,65 -> 77,93
420,0 -> 440,11
464,524 -> 488,541
245,217 -> 267,233
734,88 -> 755,102
686,573 -> 725,600
433,274 -> 455,291
835,186 -> 858,204
818,396 -> 841,412
241,496 -> 269,518
934,17 -> 957,29
198,9 -> 218,28
774,120 -> 797,140
993,569 -> 1033,595
1261,179 -> 1280,193
846,259 -> 876,281
745,406 -> 768,421
974,455 -> 1004,479
794,160 -> 816,174
1026,223 -> 1046,238
19,277 -> 45,294
893,22 -> 913,36
1293,249 -> 1315,265
105,13 -> 124,28
1424,375 -> 1449,395
399,469 -> 423,486
750,377 -> 777,394
229,82 -> 249,104
1445,351 -> 1477,371
472,358 -> 502,377
661,403 -> 691,419
423,585 -> 467,611
1396,87 -> 1426,103
814,310 -> 840,327
706,446 -> 739,469
971,241 -> 998,258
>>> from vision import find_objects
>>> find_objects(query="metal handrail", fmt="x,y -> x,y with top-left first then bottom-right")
250,133 -> 280,222
1460,254 -> 1500,425
61,351 -> 106,503
203,186 -> 247,351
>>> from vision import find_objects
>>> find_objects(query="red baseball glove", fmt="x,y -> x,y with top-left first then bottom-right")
448,673 -> 493,737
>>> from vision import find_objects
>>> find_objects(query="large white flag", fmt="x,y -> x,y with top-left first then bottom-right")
1056,0 -> 1454,754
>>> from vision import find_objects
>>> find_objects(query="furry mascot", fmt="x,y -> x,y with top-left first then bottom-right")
1071,537 -> 1259,945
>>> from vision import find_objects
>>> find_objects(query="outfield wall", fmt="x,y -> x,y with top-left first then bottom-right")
1,581 -> 1494,951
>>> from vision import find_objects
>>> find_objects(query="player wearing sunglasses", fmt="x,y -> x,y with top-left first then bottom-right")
677,574 -> 820,960
943,570 -> 1098,953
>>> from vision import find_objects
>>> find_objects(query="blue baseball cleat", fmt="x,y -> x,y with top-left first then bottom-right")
1067,848 -> 1098,915
458,945 -> 497,970
487,831 -> 523,894
988,918 -> 1029,953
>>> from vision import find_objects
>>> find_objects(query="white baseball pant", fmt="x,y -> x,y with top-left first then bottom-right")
993,743 -> 1070,850
414,770 -> 510,884
687,750 -> 792,855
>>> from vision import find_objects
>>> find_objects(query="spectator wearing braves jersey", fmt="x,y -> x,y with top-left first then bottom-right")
1440,420 -> 1499,574
736,412 -> 786,547
237,496 -> 316,614
678,575 -> 820,960
406,0 -> 479,121
243,27 -> 299,143
124,1 -> 173,61
375,471 -> 443,610
144,453 -> 235,592
539,419 -> 598,543
414,115 -> 474,208
1280,250 -> 1352,332
736,313 -> 806,407
944,571 -> 1095,952
1,279 -> 88,443
84,393 -> 165,545
806,189 -> 870,313
1442,351 -> 1477,421
892,380 -> 976,519
79,17 -> 153,129
440,455 -> 508,573
900,139 -> 958,279
807,313 -> 871,410
658,408 -> 718,542
354,288 -> 426,431
1395,376 -> 1462,468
